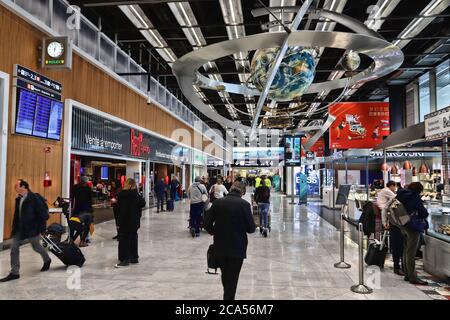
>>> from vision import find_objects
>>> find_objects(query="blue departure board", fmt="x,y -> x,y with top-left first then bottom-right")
15,87 -> 63,140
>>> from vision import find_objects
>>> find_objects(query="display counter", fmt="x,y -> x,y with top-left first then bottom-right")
423,202 -> 450,279
347,186 -> 377,221
322,187 -> 341,209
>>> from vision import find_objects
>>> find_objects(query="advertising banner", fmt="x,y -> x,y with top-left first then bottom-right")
284,135 -> 302,166
301,135 -> 325,157
329,102 -> 390,149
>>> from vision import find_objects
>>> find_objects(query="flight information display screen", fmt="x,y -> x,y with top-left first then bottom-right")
15,87 -> 63,140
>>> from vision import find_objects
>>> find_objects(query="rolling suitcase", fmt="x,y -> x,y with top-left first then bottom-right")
364,231 -> 388,268
166,199 -> 174,212
41,235 -> 86,267
206,244 -> 219,275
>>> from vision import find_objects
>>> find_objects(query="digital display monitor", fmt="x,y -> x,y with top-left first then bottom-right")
15,87 -> 63,140
284,136 -> 302,166
101,166 -> 109,180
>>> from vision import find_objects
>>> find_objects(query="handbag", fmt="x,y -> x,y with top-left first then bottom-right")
196,185 -> 208,203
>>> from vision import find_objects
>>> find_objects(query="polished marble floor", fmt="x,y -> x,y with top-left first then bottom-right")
0,191 -> 432,300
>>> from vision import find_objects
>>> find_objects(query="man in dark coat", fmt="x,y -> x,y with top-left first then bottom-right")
204,181 -> 256,300
154,178 -> 167,213
0,180 -> 51,282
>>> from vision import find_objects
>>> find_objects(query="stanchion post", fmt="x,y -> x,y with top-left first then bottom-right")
350,223 -> 373,294
334,211 -> 351,269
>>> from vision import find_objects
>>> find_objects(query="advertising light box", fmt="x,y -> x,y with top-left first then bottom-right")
329,102 -> 390,149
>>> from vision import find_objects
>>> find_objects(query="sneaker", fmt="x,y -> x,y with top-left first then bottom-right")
190,228 -> 196,238
112,235 -> 118,240
40,259 -> 51,272
114,262 -> 129,268
129,259 -> 139,264
0,273 -> 20,282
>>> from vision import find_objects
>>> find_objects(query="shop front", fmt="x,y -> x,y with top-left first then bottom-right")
63,100 -> 194,222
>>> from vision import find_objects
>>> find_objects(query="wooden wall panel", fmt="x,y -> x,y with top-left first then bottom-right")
0,7 -> 220,240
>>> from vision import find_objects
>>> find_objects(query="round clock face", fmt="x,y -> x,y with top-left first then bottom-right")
47,41 -> 64,58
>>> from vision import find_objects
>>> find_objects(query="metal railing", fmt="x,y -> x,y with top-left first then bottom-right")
6,0 -> 226,149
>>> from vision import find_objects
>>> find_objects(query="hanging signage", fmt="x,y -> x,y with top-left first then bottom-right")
329,102 -> 390,149
424,105 -> 450,140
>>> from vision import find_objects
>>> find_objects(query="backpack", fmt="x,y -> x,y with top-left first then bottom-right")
386,199 -> 411,227
34,193 -> 50,222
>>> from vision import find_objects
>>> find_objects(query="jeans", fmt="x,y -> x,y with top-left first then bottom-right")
171,190 -> 178,201
217,256 -> 244,300
11,233 -> 50,275
118,230 -> 138,263
400,226 -> 420,282
258,203 -> 270,228
390,225 -> 404,270
190,202 -> 204,234
157,194 -> 165,211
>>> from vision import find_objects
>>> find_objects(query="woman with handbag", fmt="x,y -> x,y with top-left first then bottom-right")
209,178 -> 228,203
395,182 -> 429,285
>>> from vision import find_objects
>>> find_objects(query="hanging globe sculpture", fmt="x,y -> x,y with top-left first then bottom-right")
341,50 -> 361,71
250,46 -> 316,102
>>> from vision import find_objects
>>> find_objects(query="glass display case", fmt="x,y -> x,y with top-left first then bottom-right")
427,204 -> 450,243
347,185 -> 377,202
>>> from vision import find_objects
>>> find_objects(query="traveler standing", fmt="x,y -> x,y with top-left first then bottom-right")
263,175 -> 272,188
154,178 -> 167,213
170,176 -> 180,201
204,181 -> 256,300
224,176 -> 232,191
71,176 -> 94,247
379,181 -> 404,276
254,181 -> 271,237
395,182 -> 429,285
188,176 -> 208,237
209,178 -> 229,203
110,181 -> 121,240
0,180 -> 51,282
113,178 -> 146,268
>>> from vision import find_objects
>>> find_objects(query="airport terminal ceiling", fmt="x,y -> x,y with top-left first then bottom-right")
69,0 -> 450,132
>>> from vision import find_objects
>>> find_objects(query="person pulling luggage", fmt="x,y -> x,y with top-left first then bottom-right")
254,178 -> 271,237
0,180 -> 51,283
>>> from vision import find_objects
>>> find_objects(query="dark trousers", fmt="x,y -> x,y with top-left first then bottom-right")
217,256 -> 244,300
70,213 -> 93,242
118,230 -> 138,263
171,190 -> 177,201
400,226 -> 420,282
157,194 -> 165,211
390,225 -> 404,270
113,206 -> 119,233
190,202 -> 204,234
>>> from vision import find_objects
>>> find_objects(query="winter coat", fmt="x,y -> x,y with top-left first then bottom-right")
116,190 -> 146,232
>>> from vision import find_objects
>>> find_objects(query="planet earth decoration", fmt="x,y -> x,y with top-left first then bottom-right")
341,50 -> 361,71
250,46 -> 316,102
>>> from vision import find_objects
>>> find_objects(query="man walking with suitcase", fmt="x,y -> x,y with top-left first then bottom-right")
0,180 -> 51,282
204,181 -> 256,300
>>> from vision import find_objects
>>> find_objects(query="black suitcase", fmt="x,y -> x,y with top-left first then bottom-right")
166,199 -> 174,212
206,244 -> 219,275
42,235 -> 86,267
364,231 -> 388,268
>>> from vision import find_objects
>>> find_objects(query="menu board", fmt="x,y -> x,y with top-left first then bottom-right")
15,87 -> 63,140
